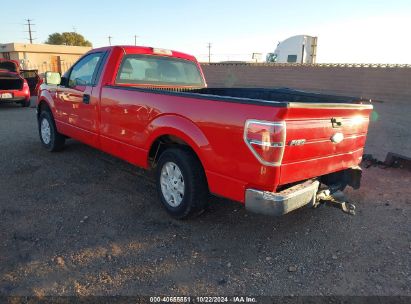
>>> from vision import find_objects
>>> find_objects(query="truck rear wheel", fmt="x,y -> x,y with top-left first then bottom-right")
38,111 -> 65,151
156,148 -> 208,219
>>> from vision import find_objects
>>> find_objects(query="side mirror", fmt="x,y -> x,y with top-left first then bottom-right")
45,71 -> 61,85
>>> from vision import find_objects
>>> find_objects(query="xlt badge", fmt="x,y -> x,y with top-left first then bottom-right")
289,139 -> 306,146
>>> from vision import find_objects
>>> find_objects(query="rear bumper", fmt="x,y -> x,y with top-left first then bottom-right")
0,97 -> 27,102
0,90 -> 30,102
245,180 -> 320,216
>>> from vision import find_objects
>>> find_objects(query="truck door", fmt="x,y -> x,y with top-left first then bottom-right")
56,52 -> 104,148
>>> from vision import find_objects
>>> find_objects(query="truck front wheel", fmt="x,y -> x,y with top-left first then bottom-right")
38,111 -> 65,151
156,148 -> 208,219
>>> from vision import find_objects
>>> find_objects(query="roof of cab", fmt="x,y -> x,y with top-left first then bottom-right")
89,45 -> 198,62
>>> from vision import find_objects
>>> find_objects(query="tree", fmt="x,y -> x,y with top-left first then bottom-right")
45,32 -> 92,47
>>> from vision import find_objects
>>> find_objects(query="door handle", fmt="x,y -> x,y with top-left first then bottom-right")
331,117 -> 343,128
83,94 -> 90,104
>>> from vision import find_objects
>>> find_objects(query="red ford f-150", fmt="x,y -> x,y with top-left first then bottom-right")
36,46 -> 373,219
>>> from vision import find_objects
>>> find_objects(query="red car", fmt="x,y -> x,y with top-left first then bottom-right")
37,46 -> 373,219
0,59 -> 38,107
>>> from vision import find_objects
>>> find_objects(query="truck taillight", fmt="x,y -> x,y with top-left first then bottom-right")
244,120 -> 286,166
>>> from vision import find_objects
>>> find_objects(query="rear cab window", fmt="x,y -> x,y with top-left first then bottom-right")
115,55 -> 205,87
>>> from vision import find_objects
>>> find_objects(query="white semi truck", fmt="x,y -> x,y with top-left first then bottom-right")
266,35 -> 318,64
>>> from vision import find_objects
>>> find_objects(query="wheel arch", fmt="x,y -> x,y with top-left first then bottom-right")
148,134 -> 201,166
36,89 -> 56,118
37,99 -> 52,117
145,115 -> 213,174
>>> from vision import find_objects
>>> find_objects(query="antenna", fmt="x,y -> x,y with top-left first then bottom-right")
24,19 -> 36,44
207,42 -> 212,63
108,35 -> 112,46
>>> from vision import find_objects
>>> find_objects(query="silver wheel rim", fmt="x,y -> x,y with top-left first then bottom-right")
160,161 -> 185,207
40,118 -> 51,145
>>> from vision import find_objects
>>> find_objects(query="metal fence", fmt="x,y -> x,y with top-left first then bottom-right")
21,61 -> 411,74
201,62 -> 411,68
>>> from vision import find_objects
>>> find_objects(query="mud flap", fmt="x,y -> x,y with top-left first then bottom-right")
345,166 -> 362,190
320,166 -> 362,191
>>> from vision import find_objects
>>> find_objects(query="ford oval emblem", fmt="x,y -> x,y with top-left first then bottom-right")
331,132 -> 344,143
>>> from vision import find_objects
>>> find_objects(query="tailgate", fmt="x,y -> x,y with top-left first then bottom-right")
279,103 -> 373,185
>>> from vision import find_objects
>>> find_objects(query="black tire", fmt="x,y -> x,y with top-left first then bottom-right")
156,148 -> 208,219
38,110 -> 65,151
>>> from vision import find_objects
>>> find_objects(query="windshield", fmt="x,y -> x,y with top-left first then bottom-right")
116,55 -> 204,87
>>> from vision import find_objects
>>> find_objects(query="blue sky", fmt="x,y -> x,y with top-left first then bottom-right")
1,0 -> 410,63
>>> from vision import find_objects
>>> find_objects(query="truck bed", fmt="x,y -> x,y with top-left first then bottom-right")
188,87 -> 368,104
113,86 -> 371,108
103,84 -> 372,189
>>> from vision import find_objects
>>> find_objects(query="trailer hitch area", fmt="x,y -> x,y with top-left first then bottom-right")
313,189 -> 356,216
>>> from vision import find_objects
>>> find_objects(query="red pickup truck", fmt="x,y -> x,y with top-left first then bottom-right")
37,46 -> 373,219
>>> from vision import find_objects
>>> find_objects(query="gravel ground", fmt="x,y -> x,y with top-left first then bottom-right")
0,99 -> 410,296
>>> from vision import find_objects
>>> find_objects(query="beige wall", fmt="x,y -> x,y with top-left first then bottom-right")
0,43 -> 91,73
201,63 -> 411,104
16,51 -> 83,72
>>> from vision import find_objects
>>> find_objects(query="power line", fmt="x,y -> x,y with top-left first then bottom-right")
24,19 -> 36,44
207,42 -> 212,63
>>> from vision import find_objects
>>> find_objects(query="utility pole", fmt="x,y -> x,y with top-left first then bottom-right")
134,35 -> 139,46
207,42 -> 212,63
108,36 -> 112,46
25,19 -> 35,44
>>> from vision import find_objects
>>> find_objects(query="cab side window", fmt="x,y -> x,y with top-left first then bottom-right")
68,53 -> 102,87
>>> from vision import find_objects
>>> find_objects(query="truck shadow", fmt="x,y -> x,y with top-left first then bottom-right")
61,139 -> 318,226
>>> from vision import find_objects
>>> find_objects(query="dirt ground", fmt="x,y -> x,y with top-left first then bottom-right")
0,100 -> 410,296
364,101 -> 411,160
